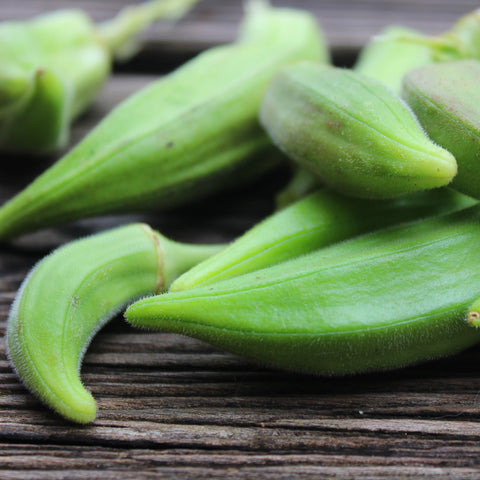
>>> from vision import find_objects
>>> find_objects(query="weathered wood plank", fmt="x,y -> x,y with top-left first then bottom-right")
2,0 -> 480,55
1,467 -> 478,480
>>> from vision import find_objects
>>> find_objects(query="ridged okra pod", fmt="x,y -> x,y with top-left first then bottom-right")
402,60 -> 480,200
171,188 -> 475,291
0,2 -> 326,241
127,205 -> 480,376
260,62 -> 457,199
7,224 -> 223,423
275,25 -> 433,207
0,0 -> 199,154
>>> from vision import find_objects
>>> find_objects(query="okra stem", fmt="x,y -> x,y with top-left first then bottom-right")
98,0 -> 200,60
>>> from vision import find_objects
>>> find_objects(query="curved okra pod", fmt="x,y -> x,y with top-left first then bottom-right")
260,62 -> 457,199
402,60 -> 480,200
0,0 -> 199,154
171,188 -> 475,292
6,224 -> 223,423
127,204 -> 480,376
0,1 -> 325,240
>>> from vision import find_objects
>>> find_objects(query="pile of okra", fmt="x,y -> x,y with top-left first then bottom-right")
3,0 -> 480,423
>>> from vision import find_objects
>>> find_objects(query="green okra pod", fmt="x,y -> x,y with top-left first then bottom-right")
7,224 -> 223,423
354,26 -> 434,93
275,25 -> 433,208
0,0 -> 199,154
171,188 -> 475,292
0,1 -> 326,241
260,62 -> 457,199
402,60 -> 480,200
127,204 -> 480,376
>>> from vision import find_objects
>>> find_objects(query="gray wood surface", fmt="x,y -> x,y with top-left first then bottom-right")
2,0 -> 480,55
2,1 -> 480,479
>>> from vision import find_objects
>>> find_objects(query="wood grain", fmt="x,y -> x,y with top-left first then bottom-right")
2,0 -> 480,58
2,1 -> 480,479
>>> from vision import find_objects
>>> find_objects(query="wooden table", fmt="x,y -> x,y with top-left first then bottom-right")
2,1 -> 480,478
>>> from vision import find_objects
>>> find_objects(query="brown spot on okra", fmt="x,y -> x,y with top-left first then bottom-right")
325,118 -> 343,130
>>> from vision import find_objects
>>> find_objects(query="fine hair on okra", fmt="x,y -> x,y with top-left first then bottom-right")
0,0 -> 327,241
6,223 -> 224,424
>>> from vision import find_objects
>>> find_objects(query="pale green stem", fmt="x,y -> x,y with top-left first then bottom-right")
98,0 -> 199,60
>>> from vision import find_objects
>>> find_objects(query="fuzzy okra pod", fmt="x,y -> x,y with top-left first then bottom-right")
260,62 -> 457,199
171,188 -> 475,291
127,204 -> 480,376
0,1 -> 325,241
402,60 -> 480,200
6,223 -> 223,424
274,25 -> 433,207
0,0 -> 199,154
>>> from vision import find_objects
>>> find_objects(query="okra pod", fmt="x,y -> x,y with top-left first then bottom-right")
171,188 -> 475,292
7,224 -> 223,423
275,25 -> 434,207
260,62 -> 457,199
127,205 -> 480,375
0,0 -> 199,153
0,1 -> 325,240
